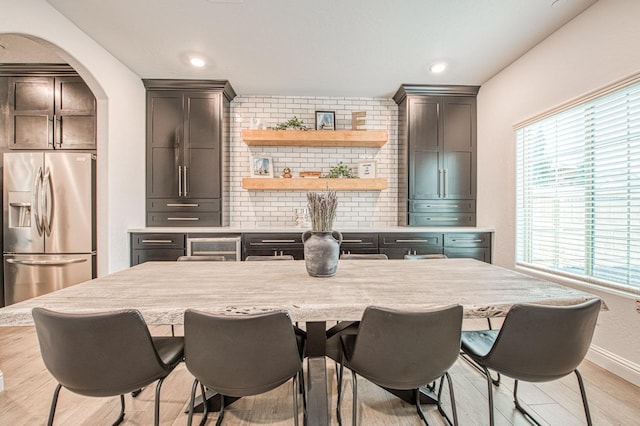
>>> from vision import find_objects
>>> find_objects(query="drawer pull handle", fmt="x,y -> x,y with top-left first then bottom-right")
167,217 -> 200,221
427,217 -> 459,221
395,239 -> 432,243
193,251 -> 233,255
452,239 -> 483,243
166,203 -> 199,207
261,239 -> 296,243
141,239 -> 173,244
342,239 -> 364,243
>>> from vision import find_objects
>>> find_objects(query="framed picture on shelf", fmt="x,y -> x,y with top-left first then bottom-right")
357,160 -> 377,178
251,155 -> 273,178
315,111 -> 335,130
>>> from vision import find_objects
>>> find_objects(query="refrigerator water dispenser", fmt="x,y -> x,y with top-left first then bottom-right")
8,192 -> 32,228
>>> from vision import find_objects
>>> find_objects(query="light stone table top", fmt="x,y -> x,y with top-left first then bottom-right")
0,259 -> 599,326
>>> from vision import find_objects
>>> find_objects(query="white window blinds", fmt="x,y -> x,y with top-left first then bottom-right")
516,81 -> 640,292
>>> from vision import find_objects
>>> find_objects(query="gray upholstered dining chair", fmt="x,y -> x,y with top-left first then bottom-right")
32,307 -> 184,426
245,254 -> 295,260
339,253 -> 389,260
460,298 -> 601,425
184,309 -> 306,426
177,255 -> 226,261
337,305 -> 463,426
404,253 -> 448,260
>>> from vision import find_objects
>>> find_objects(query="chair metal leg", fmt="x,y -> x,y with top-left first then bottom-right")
47,384 -> 62,426
153,377 -> 167,426
200,383 -> 209,426
575,369 -> 593,426
351,372 -> 358,426
112,394 -> 126,425
292,374 -> 300,426
415,388 -> 428,425
513,380 -> 542,425
187,379 -> 199,426
336,357 -> 345,425
436,372 -> 458,426
481,366 -> 495,426
460,352 -> 501,386
215,394 -> 225,426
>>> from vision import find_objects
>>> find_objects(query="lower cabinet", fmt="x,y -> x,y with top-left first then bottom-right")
130,233 -> 185,266
242,233 -> 304,260
443,232 -> 491,263
379,233 -> 443,259
340,232 -> 379,256
130,231 -> 492,265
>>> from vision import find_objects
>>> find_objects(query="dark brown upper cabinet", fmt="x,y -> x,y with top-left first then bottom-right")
7,75 -> 96,150
143,80 -> 235,227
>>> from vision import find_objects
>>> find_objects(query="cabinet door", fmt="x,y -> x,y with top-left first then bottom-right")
146,91 -> 183,198
340,232 -> 378,256
55,77 -> 96,149
131,249 -> 185,266
8,77 -> 54,149
183,92 -> 221,199
408,97 -> 441,199
442,98 -> 476,199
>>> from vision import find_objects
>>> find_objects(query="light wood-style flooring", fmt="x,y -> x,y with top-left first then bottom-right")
1,323 -> 639,425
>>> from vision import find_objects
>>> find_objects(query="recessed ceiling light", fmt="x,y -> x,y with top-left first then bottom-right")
429,62 -> 447,74
190,57 -> 206,68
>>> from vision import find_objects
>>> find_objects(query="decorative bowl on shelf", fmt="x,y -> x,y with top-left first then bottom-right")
299,171 -> 322,179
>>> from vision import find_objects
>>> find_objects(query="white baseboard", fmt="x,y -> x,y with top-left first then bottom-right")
587,345 -> 640,387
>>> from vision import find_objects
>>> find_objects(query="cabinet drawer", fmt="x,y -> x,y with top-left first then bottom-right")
444,233 -> 491,248
380,247 -> 443,259
340,233 -> 378,250
410,199 -> 475,213
409,213 -> 475,227
147,212 -> 221,227
147,198 -> 221,212
131,248 -> 185,265
379,233 -> 442,248
243,233 -> 304,249
444,247 -> 491,263
131,233 -> 185,249
244,248 -> 304,260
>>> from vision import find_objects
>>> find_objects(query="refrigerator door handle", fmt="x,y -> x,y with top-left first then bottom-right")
34,167 -> 44,236
43,168 -> 54,237
6,258 -> 88,266
183,166 -> 188,197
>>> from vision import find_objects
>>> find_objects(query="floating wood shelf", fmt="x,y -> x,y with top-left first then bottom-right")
242,178 -> 388,191
241,129 -> 388,147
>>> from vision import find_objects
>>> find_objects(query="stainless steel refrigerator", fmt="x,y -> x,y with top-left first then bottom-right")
3,152 -> 96,306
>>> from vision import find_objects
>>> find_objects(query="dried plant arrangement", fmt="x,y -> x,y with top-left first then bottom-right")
306,191 -> 338,232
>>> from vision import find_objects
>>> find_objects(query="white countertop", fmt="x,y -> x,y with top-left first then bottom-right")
128,226 -> 495,234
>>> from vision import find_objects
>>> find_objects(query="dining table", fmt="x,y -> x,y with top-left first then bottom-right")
0,258 -> 600,426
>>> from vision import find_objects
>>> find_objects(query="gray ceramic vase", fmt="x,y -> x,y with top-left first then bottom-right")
302,230 -> 343,277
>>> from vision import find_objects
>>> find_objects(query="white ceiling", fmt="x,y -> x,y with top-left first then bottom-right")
5,0 -> 598,97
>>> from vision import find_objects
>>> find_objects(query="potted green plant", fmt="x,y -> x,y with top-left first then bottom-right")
273,116 -> 308,130
323,162 -> 357,179
302,191 -> 343,277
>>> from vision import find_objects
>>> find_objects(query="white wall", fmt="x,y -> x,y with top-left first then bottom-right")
0,0 -> 146,274
477,0 -> 640,385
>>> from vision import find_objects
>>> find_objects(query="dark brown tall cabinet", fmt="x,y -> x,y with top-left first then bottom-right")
1,65 -> 96,150
143,80 -> 235,227
394,85 -> 480,226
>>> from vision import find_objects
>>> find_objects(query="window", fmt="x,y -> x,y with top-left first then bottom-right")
516,81 -> 640,292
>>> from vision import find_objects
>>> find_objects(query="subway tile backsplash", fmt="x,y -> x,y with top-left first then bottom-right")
229,96 -> 398,228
